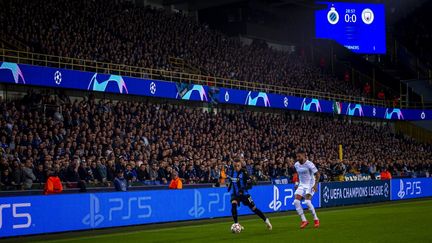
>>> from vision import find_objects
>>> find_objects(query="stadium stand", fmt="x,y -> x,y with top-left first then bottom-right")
0,0 -> 365,98
0,0 -> 431,191
0,90 -> 431,190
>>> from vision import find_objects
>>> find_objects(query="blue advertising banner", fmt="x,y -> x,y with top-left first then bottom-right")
218,88 -> 334,113
0,184 -> 319,238
217,88 -> 432,120
334,101 -> 432,121
391,178 -> 432,201
320,180 -> 390,207
1,61 -> 432,120
0,62 -> 209,102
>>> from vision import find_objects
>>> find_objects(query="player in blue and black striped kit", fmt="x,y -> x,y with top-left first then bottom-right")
228,158 -> 272,230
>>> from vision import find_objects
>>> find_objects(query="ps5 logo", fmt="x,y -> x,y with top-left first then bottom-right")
188,190 -> 231,218
189,190 -> 205,218
0,203 -> 32,229
397,180 -> 421,199
82,194 -> 152,228
82,194 -> 104,227
268,186 -> 294,211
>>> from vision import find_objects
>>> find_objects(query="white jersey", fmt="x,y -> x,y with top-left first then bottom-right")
294,160 -> 318,186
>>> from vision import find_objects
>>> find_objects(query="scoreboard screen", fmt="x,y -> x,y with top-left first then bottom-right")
315,2 -> 386,54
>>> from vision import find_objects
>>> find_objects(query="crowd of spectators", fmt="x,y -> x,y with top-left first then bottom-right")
0,0 -> 362,97
0,91 -> 431,190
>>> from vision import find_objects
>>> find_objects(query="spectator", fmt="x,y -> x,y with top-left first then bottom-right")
137,164 -> 149,181
124,164 -> 137,184
380,167 -> 392,180
378,90 -> 386,100
22,159 -> 36,189
363,83 -> 371,96
97,160 -> 108,183
44,170 -> 63,195
34,164 -> 47,184
168,171 -> 183,189
11,160 -> 23,190
114,170 -> 128,192
1,170 -> 13,190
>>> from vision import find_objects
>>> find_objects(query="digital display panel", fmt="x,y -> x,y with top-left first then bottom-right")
315,2 -> 386,54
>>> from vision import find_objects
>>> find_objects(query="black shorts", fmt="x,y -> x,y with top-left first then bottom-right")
231,194 -> 256,208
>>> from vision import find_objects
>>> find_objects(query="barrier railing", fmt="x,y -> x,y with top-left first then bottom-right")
0,48 -> 388,106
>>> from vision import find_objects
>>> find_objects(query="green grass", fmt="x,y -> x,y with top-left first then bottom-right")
9,200 -> 432,243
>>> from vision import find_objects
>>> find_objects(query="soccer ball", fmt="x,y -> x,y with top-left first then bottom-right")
231,223 -> 242,234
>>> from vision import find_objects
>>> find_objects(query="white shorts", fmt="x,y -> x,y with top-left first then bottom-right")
295,184 -> 315,197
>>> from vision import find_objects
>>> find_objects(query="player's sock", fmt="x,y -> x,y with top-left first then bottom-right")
294,199 -> 307,221
305,199 -> 318,220
231,203 -> 238,223
252,208 -> 267,221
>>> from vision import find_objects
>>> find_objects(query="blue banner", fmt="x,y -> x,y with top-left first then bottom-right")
334,101 -> 432,120
320,180 -> 390,207
0,184 -> 319,238
391,178 -> 432,201
0,62 -> 209,102
1,61 -> 432,120
217,88 -> 432,120
218,88 -> 334,113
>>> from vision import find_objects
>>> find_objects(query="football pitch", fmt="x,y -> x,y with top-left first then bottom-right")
6,199 -> 431,243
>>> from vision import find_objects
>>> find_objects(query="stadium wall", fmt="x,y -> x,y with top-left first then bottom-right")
1,179 -> 431,238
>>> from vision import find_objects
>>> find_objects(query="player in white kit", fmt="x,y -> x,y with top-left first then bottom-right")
293,149 -> 320,229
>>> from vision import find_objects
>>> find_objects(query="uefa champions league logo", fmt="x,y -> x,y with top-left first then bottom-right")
283,97 -> 289,108
384,108 -> 404,120
225,91 -> 230,102
323,186 -> 330,203
0,62 -> 26,84
88,74 -> 128,94
245,92 -> 271,107
346,103 -> 364,117
150,82 -> 156,95
327,6 -> 339,25
54,71 -> 62,85
384,183 -> 389,198
421,112 -> 426,120
181,85 -> 208,101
